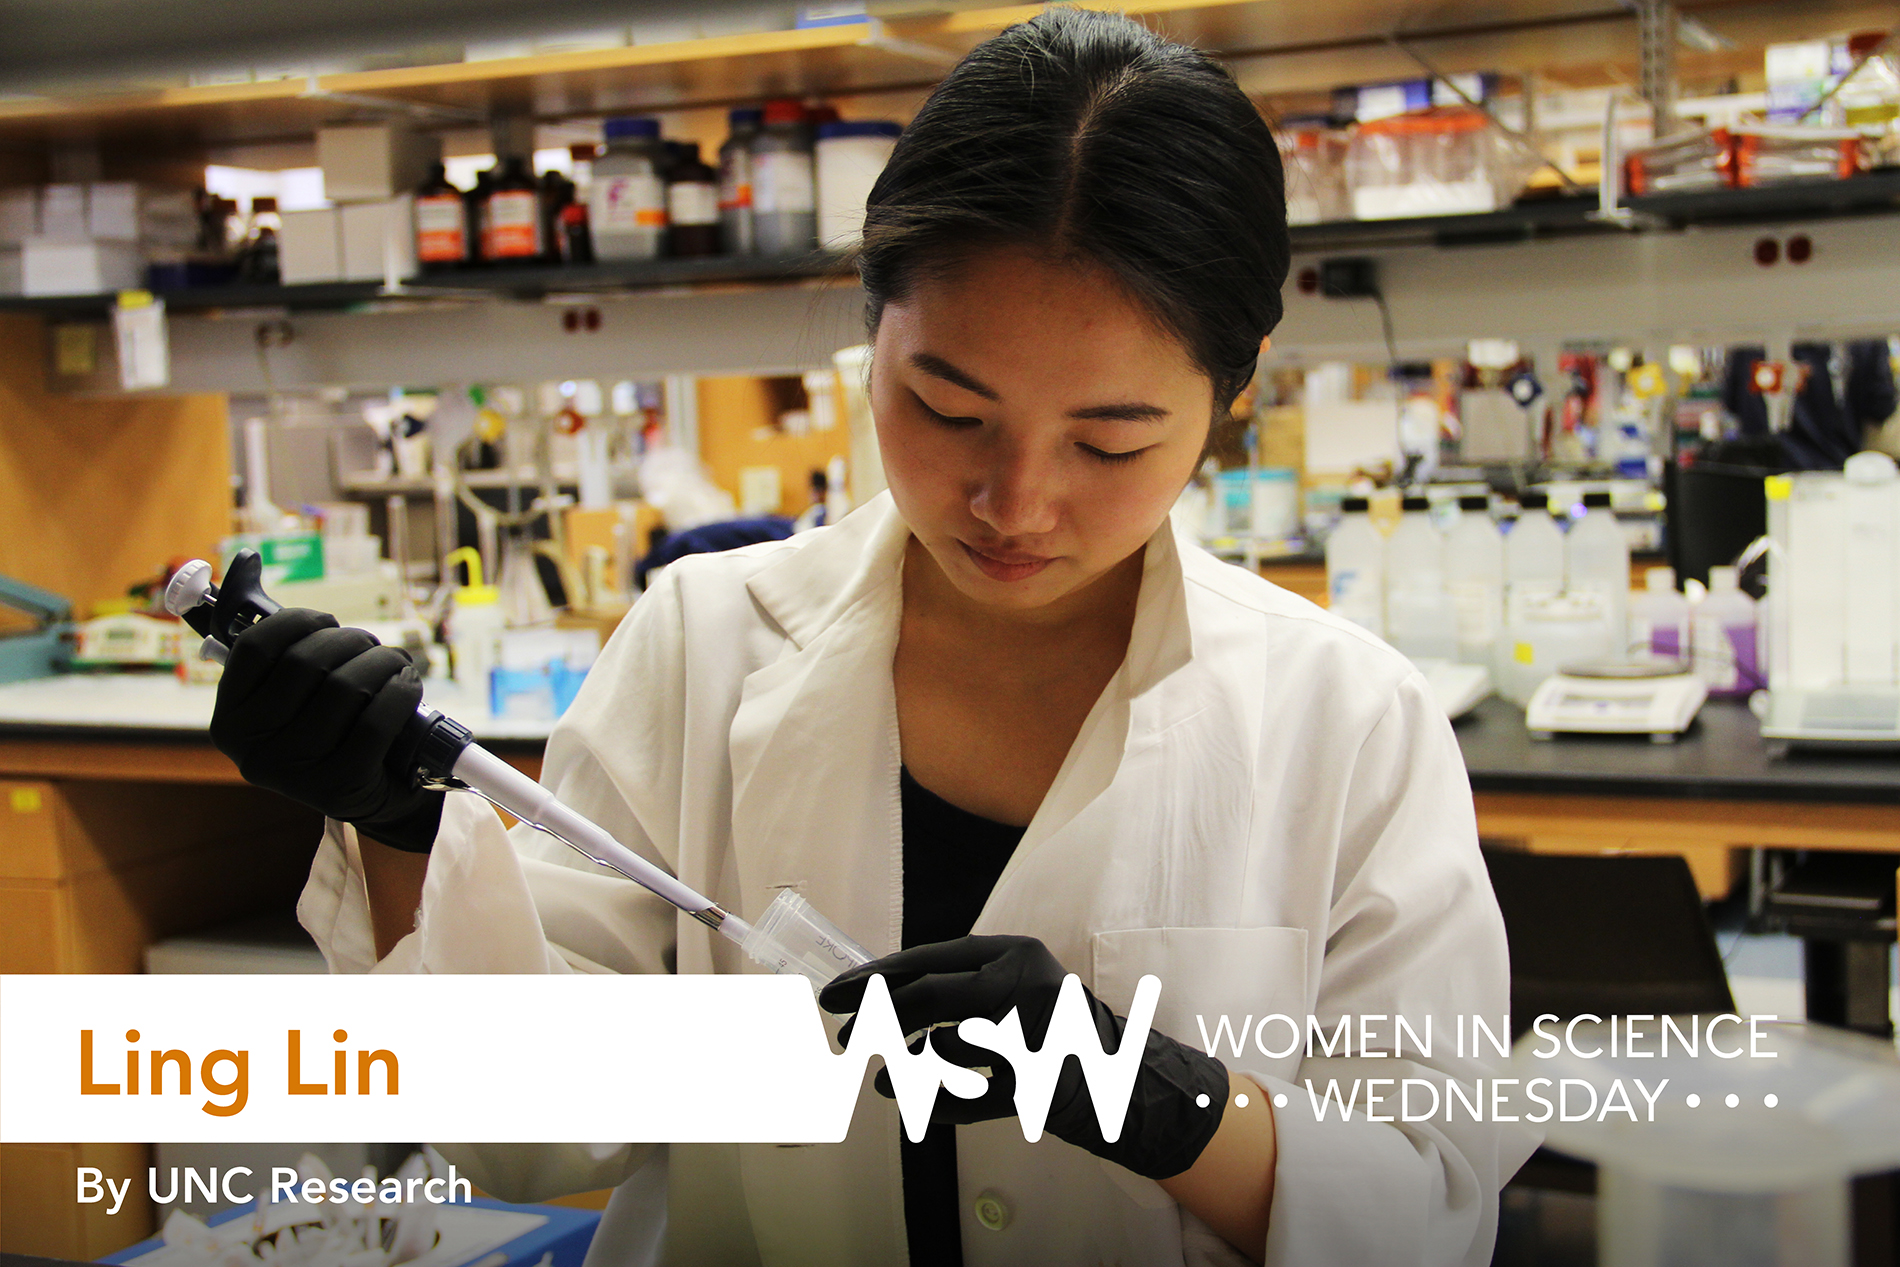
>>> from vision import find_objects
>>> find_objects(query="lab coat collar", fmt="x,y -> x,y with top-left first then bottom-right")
743,491 -> 1194,698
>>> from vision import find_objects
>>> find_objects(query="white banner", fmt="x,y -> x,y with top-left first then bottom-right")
0,973 -> 1158,1145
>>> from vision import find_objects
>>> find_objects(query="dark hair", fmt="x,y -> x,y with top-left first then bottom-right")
857,6 -> 1289,416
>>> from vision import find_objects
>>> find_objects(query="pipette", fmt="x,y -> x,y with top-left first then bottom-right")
165,550 -> 870,987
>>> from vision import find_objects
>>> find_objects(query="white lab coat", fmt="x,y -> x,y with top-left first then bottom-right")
300,490 -> 1538,1267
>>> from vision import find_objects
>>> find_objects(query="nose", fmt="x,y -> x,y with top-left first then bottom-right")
968,436 -> 1059,538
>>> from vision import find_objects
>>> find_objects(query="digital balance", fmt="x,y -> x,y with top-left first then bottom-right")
1525,656 -> 1708,742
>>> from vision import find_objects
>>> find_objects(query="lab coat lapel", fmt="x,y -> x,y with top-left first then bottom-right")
970,519 -> 1198,957
728,494 -> 911,957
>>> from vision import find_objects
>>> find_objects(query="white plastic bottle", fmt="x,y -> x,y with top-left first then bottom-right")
1445,493 -> 1504,665
1505,489 -> 1566,624
1566,490 -> 1630,655
1692,565 -> 1760,697
443,546 -> 504,704
590,116 -> 668,261
1627,566 -> 1690,659
1325,495 -> 1385,637
1385,494 -> 1458,660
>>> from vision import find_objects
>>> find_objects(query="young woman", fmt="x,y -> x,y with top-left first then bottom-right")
217,10 -> 1533,1265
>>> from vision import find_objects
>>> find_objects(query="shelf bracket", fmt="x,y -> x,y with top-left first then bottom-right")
1386,35 -> 1585,195
857,17 -> 962,68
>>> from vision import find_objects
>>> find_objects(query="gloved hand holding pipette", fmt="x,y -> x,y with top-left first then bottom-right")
169,549 -> 871,987
210,606 -> 444,852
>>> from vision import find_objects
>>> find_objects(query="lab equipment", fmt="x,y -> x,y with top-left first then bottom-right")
1445,494 -> 1503,666
589,118 -> 668,261
815,120 -> 901,249
414,162 -> 469,268
718,107 -> 761,254
1504,490 -> 1566,624
1385,495 -> 1458,661
664,141 -> 721,257
1497,592 -> 1614,707
1525,656 -> 1708,742
1325,495 -> 1384,637
0,572 -> 72,683
481,155 -> 544,262
1627,566 -> 1689,658
1345,107 -> 1515,219
1520,1019 -> 1900,1267
165,551 -> 871,988
1758,453 -> 1900,746
750,99 -> 817,256
443,546 -> 503,693
1691,565 -> 1759,698
1565,490 -> 1630,653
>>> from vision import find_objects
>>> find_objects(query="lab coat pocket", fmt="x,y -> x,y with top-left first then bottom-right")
1089,925 -> 1310,1084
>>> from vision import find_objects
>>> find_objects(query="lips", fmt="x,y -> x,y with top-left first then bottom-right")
959,540 -> 1054,583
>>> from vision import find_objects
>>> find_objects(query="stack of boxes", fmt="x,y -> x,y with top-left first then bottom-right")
0,183 -> 199,296
279,123 -> 435,284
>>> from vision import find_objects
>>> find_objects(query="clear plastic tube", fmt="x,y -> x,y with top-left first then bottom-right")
739,889 -> 873,988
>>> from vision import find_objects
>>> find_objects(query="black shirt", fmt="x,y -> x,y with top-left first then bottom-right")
899,765 -> 1027,1267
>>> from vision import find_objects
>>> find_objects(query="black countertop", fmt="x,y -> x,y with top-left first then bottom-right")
1455,695 -> 1900,805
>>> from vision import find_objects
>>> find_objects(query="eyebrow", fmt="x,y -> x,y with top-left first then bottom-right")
908,351 -> 1171,424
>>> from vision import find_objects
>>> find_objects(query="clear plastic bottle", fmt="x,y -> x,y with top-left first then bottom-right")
590,117 -> 668,261
1565,490 -> 1630,654
666,141 -> 722,258
1506,488 -> 1566,632
1325,495 -> 1385,637
751,98 -> 817,256
1692,565 -> 1760,697
1445,493 -> 1504,665
1385,494 -> 1459,660
718,107 -> 762,255
1628,566 -> 1690,659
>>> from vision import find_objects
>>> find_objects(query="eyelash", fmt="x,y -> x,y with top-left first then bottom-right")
915,395 -> 1146,466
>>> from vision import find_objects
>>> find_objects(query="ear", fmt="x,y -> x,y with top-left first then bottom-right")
1259,334 -> 1273,356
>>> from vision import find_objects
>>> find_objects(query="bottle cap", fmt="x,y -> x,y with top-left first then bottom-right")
816,120 -> 904,141
1401,495 -> 1431,513
1646,566 -> 1676,592
1458,494 -> 1490,511
603,116 -> 662,140
1708,565 -> 1740,591
728,106 -> 764,127
763,98 -> 807,125
1583,490 -> 1613,509
1340,496 -> 1371,513
251,196 -> 278,212
453,584 -> 500,607
1520,489 -> 1548,510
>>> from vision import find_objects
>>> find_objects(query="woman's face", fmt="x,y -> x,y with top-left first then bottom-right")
871,243 -> 1214,615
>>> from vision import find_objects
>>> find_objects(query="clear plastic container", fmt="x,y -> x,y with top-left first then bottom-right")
1346,107 -> 1516,219
1628,566 -> 1690,659
1325,495 -> 1385,637
1386,495 -> 1458,660
751,98 -> 817,256
1566,490 -> 1630,655
739,888 -> 872,988
1445,494 -> 1504,665
1624,127 -> 1736,195
1498,591 -> 1614,706
1278,120 -> 1350,225
718,107 -> 762,255
1505,490 -> 1567,628
1692,565 -> 1760,697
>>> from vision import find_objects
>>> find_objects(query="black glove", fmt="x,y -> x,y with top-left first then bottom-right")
817,935 -> 1230,1181
210,607 -> 443,852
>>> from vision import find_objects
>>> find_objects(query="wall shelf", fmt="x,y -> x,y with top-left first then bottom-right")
2,250 -> 857,317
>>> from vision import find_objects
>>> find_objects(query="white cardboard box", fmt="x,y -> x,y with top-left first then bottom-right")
21,237 -> 142,295
318,123 -> 441,202
0,189 -> 37,246
339,195 -> 417,282
86,181 -> 139,239
278,207 -> 343,283
38,183 -> 88,239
